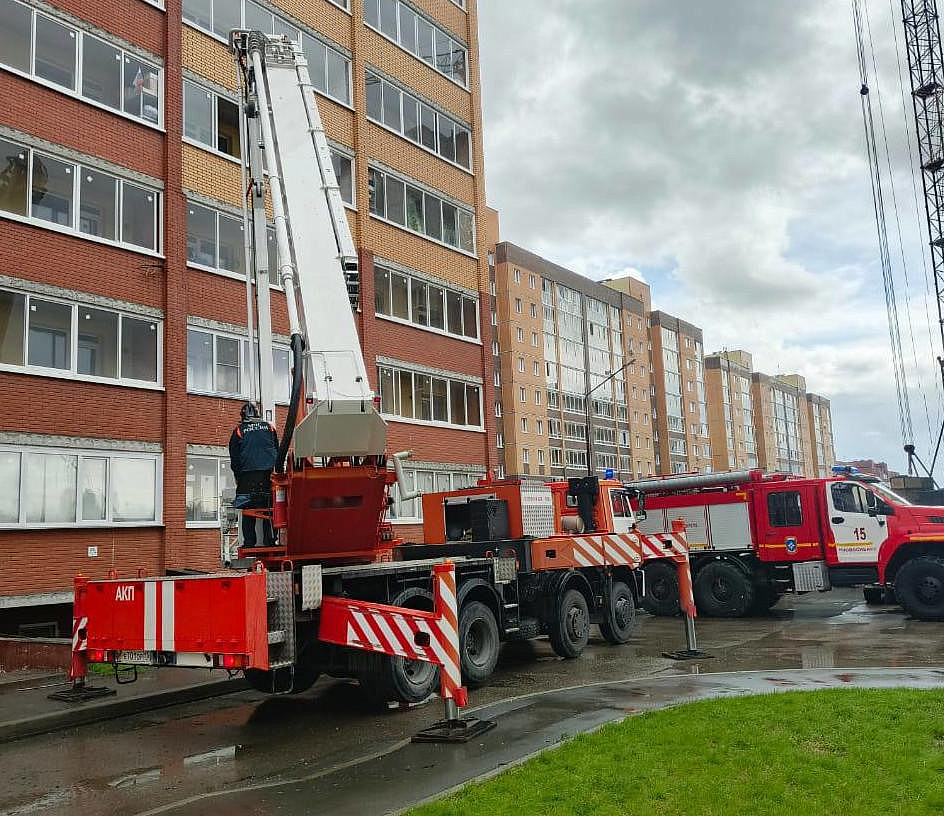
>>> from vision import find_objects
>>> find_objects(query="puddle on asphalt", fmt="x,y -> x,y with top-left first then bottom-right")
183,745 -> 242,767
108,767 -> 162,788
0,789 -> 74,816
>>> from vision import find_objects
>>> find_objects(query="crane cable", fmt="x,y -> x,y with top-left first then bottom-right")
881,0 -> 943,448
854,0 -> 915,448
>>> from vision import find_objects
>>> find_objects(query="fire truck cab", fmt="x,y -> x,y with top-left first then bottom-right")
629,469 -> 944,620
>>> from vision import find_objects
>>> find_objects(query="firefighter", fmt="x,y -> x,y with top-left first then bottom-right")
229,402 -> 279,548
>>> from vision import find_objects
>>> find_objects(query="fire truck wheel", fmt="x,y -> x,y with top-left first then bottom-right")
640,562 -> 681,617
694,561 -> 755,618
599,581 -> 637,644
895,555 -> 944,620
459,601 -> 500,687
548,588 -> 591,659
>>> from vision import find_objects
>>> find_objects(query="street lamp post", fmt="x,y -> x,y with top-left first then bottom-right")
584,359 -> 635,477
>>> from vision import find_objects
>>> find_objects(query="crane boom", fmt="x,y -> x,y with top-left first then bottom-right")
234,32 -> 386,459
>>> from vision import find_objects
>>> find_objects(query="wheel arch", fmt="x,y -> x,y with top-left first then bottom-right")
692,552 -> 754,579
885,542 -> 944,583
457,578 -> 502,624
543,569 -> 595,613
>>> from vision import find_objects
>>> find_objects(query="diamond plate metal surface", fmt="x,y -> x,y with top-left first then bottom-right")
301,564 -> 323,611
793,560 -> 830,593
519,480 -> 554,538
492,556 -> 518,583
266,571 -> 296,669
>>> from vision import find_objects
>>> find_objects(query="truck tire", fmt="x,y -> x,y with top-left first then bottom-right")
599,581 -> 637,645
640,561 -> 680,617
548,588 -> 590,659
459,601 -> 500,687
749,584 -> 781,615
694,561 -> 755,618
895,555 -> 944,621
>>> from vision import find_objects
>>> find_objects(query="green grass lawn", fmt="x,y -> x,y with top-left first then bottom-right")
409,689 -> 944,816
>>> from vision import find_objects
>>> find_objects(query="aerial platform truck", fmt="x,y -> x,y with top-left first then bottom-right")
59,33 -> 697,727
626,468 -> 944,620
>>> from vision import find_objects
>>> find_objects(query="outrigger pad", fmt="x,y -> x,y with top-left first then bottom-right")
48,684 -> 117,704
412,716 -> 497,744
662,648 -> 714,661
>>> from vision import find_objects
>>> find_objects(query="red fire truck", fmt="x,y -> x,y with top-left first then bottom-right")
59,33 -> 694,727
628,469 -> 944,620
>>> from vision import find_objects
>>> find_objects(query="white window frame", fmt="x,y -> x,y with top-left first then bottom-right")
0,136 -> 163,256
186,325 -> 292,403
182,79 -> 242,164
373,263 -> 480,343
368,165 -> 477,257
365,69 -> 473,173
377,363 -> 484,431
0,1 -> 164,130
181,1 -> 353,107
363,0 -> 469,89
186,453 -> 235,528
0,285 -> 163,389
0,443 -> 163,529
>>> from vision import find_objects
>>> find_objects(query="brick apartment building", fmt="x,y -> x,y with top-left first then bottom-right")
704,349 -> 759,471
487,236 -> 656,481
0,0 -> 496,633
649,311 -> 711,474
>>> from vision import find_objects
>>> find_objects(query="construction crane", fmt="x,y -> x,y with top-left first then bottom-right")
899,0 -> 944,479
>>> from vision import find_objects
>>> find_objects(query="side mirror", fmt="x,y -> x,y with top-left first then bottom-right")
635,509 -> 647,522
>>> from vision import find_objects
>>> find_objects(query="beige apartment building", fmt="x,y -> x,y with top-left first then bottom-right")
752,373 -> 815,476
704,350 -> 759,471
807,392 -> 836,477
649,312 -> 712,474
488,239 -> 655,480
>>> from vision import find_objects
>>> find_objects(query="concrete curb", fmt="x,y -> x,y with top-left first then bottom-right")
0,676 -> 248,744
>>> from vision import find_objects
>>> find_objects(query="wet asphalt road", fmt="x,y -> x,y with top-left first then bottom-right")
2,589 -> 943,816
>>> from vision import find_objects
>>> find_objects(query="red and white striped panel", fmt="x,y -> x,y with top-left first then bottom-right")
72,616 -> 88,652
566,531 -> 687,568
318,562 -> 463,702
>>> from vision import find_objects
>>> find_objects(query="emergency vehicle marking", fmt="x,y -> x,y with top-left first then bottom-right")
141,580 -> 176,652
564,532 -> 686,567
72,616 -> 88,652
115,586 -> 134,601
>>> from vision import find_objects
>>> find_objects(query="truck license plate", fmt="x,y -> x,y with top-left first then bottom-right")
117,650 -> 154,665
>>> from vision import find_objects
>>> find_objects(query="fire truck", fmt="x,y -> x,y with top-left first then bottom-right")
627,468 -> 944,620
61,32 -> 692,719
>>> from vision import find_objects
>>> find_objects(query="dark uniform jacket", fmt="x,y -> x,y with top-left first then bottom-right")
229,419 -> 279,495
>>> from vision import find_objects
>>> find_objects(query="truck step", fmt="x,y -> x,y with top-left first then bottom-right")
268,629 -> 287,645
506,617 -> 540,640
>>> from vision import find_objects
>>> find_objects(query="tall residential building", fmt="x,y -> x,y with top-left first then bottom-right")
489,241 -> 655,480
807,392 -> 836,477
752,373 -> 814,475
704,349 -> 758,471
649,311 -> 711,474
0,0 -> 495,631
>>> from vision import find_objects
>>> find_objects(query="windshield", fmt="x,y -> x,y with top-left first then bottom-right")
865,482 -> 912,507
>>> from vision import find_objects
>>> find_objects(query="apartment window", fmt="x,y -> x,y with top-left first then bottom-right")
378,364 -> 482,428
374,265 -> 478,339
368,167 -> 474,254
186,454 -> 235,525
550,448 -> 563,466
515,298 -> 522,314
537,419 -> 544,436
537,449 -> 545,465
0,1 -> 162,126
388,468 -> 481,521
522,448 -> 530,465
0,444 -> 160,528
187,327 -> 292,402
514,269 -> 521,284
531,331 -> 538,347
530,303 -> 537,318
364,0 -> 468,87
548,419 -> 562,437
496,432 -> 503,448
519,387 -> 526,403
521,417 -> 528,433
516,327 -> 524,342
0,137 -> 160,252
0,287 -> 160,385
566,449 -> 588,468
533,361 -> 539,376
528,274 -> 535,289
186,202 -> 244,277
366,72 -> 471,169
494,401 -> 502,417
183,80 -> 240,159
493,369 -> 500,386
535,389 -> 541,405
517,357 -> 525,373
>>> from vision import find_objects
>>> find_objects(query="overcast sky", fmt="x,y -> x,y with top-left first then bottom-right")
477,0 -> 944,475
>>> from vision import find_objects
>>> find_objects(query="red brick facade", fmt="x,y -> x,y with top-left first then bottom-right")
0,0 -> 493,619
